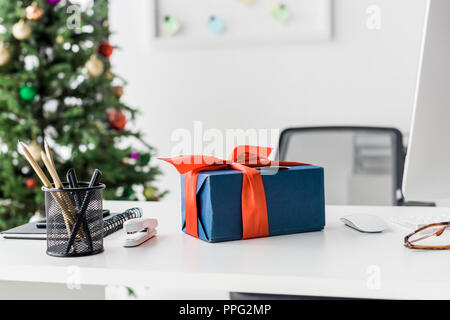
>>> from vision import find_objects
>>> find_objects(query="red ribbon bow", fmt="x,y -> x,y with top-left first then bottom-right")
160,146 -> 307,239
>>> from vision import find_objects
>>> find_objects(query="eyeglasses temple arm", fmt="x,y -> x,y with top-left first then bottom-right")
405,224 -> 449,245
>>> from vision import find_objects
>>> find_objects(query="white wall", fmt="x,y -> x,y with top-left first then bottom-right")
109,0 -> 427,201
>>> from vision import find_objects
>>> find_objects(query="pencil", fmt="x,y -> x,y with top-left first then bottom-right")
19,142 -> 52,188
41,146 -> 85,239
19,141 -> 73,235
40,150 -> 86,237
41,151 -> 64,189
44,140 -> 56,169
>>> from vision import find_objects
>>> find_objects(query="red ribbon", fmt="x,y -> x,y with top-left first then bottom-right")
160,146 -> 307,239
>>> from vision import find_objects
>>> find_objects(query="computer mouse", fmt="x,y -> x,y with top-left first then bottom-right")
340,214 -> 387,233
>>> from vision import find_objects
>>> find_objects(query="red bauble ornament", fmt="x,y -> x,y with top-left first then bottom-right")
107,109 -> 127,130
98,42 -> 114,58
26,177 -> 37,189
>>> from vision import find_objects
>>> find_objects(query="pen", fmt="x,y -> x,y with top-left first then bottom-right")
65,169 -> 102,254
67,168 -> 93,251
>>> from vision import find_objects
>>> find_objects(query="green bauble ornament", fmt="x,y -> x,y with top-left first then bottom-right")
123,186 -> 134,198
162,16 -> 181,35
138,154 -> 151,166
271,4 -> 290,24
19,85 -> 37,101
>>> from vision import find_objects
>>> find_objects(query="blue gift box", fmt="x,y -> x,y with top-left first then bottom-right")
180,165 -> 325,242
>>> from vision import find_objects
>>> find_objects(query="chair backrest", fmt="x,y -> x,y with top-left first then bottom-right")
278,126 -> 404,206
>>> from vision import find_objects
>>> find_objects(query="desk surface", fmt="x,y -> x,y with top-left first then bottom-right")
1,201 -> 450,299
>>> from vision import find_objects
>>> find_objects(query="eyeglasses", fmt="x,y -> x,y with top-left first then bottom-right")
404,221 -> 450,250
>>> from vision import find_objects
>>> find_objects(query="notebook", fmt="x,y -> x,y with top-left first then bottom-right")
103,207 -> 143,237
1,207 -> 143,240
1,222 -> 47,240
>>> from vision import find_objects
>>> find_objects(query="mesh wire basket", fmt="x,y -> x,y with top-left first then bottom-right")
43,182 -> 105,257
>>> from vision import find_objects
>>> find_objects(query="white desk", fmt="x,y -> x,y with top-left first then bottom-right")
1,201 -> 450,300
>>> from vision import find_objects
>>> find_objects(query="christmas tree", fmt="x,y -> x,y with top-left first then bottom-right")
0,0 -> 165,231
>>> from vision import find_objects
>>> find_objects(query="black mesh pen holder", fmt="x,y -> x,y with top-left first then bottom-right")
42,182 -> 106,257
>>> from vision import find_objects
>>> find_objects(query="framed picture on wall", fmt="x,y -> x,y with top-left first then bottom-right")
150,0 -> 333,47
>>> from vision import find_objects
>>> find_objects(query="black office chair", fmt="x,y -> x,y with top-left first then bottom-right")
277,126 -> 405,206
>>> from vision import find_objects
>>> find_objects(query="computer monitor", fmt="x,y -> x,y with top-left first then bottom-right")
402,0 -> 450,201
